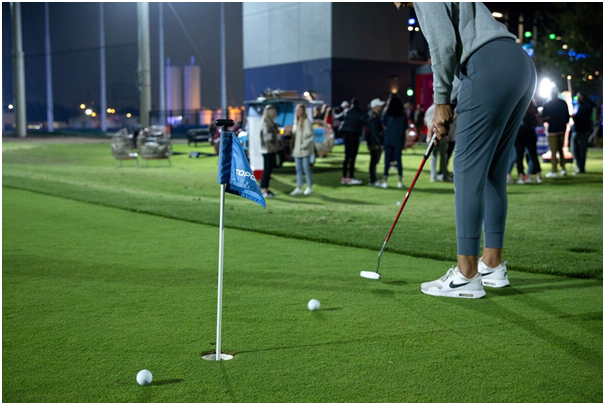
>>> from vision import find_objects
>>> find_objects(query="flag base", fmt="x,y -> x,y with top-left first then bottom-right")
202,352 -> 234,361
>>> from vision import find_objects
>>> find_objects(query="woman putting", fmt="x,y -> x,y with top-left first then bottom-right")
395,2 -> 537,298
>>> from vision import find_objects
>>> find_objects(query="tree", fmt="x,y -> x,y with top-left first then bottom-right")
535,3 -> 603,98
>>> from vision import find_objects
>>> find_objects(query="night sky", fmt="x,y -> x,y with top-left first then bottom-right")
2,2 -> 243,113
1,2 -> 563,118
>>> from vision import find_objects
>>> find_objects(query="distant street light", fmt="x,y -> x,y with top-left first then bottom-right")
85,109 -> 93,116
126,113 -> 132,118
539,78 -> 555,99
414,27 -> 420,32
408,26 -> 413,32
406,88 -> 414,97
562,44 -> 569,50
80,103 -> 86,109
91,112 -> 97,117
408,18 -> 416,25
8,104 -> 14,110
492,12 -> 503,18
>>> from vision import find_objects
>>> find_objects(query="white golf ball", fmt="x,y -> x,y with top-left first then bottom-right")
136,369 -> 153,386
307,299 -> 321,311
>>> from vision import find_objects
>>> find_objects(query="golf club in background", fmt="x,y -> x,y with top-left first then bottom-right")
360,133 -> 438,280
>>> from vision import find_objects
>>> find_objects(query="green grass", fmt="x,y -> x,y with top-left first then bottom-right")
2,141 -> 603,279
3,187 -> 602,402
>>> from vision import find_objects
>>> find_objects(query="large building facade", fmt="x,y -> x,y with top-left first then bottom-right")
243,3 -> 430,108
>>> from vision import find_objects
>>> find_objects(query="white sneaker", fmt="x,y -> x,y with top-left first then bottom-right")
506,176 -> 514,185
478,260 -> 510,288
262,192 -> 274,199
290,187 -> 303,196
379,181 -> 388,189
420,267 -> 486,299
397,181 -> 404,189
517,178 -> 525,185
536,176 -> 543,184
349,178 -> 363,185
303,187 -> 313,195
560,169 -> 567,176
546,172 -> 557,178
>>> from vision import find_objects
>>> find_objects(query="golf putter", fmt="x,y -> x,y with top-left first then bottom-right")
360,134 -> 438,280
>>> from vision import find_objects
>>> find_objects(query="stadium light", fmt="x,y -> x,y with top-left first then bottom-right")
538,78 -> 555,99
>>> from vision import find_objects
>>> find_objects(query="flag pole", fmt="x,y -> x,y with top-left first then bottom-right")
213,119 -> 234,362
216,182 -> 226,361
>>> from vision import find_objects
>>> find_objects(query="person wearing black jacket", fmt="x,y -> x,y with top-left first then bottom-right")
541,90 -> 570,177
571,92 -> 594,174
367,98 -> 385,186
339,98 -> 367,185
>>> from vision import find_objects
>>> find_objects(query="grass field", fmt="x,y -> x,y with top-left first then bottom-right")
2,138 -> 603,402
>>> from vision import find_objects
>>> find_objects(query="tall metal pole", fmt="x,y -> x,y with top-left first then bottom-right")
137,2 -> 152,128
11,2 -> 27,137
44,3 -> 54,133
99,3 -> 107,132
220,2 -> 227,118
158,2 -> 166,126
517,11 -> 524,44
216,182 -> 226,361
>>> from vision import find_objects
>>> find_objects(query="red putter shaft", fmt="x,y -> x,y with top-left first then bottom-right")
384,134 -> 437,244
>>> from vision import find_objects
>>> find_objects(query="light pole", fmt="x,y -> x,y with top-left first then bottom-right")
137,2 -> 151,128
100,3 -> 107,132
158,2 -> 166,126
44,2 -> 54,132
11,2 -> 27,137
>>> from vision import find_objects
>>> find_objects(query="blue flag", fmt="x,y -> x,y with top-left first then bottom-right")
218,132 -> 266,209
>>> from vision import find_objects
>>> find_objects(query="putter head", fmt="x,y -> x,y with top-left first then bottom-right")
360,271 -> 381,280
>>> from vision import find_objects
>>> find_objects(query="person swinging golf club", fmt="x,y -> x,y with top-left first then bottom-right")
393,2 -> 537,298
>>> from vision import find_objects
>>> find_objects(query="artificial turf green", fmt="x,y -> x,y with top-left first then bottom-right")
2,187 -> 602,402
2,140 -> 603,279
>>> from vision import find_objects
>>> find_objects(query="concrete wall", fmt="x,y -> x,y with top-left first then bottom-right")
332,3 -> 410,63
243,2 -> 332,69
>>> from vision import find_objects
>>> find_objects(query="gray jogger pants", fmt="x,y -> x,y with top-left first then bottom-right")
454,38 -> 536,256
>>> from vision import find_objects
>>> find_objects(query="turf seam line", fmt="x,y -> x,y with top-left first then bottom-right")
3,184 -> 600,281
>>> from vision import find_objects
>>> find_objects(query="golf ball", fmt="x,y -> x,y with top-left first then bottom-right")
307,299 -> 321,311
136,369 -> 153,386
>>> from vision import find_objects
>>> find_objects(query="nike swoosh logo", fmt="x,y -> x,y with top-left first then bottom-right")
449,281 -> 470,288
482,271 -> 494,277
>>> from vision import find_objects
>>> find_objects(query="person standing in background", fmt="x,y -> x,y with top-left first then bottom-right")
290,104 -> 315,196
541,89 -> 570,178
514,100 -> 543,184
571,92 -> 594,174
380,94 -> 407,189
338,98 -> 367,185
259,105 -> 282,198
367,98 -> 386,186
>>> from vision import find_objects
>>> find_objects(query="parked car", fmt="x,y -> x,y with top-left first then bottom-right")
187,125 -> 216,146
238,91 -> 335,167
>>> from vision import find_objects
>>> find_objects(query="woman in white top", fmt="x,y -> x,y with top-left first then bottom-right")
290,104 -> 315,195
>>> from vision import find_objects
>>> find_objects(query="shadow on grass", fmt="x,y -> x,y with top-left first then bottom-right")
153,379 -> 185,386
449,284 -> 603,367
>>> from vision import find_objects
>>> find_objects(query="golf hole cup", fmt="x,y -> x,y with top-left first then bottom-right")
307,299 -> 321,311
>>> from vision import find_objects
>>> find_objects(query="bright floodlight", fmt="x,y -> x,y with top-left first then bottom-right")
539,78 -> 555,99
85,109 -> 93,116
